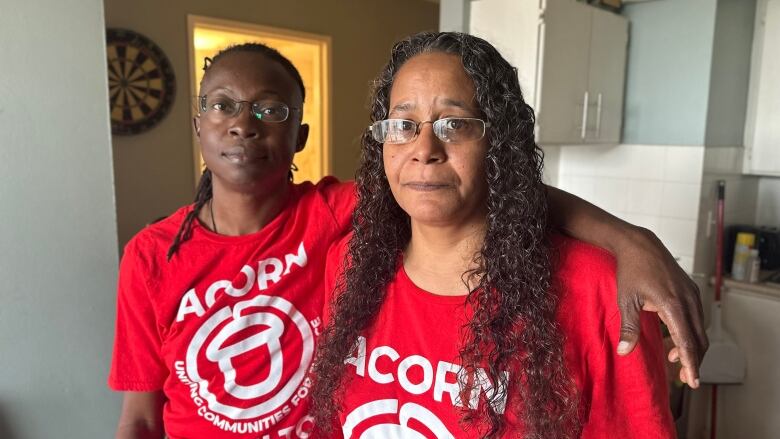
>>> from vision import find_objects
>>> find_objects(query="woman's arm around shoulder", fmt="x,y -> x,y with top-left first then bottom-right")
546,185 -> 707,388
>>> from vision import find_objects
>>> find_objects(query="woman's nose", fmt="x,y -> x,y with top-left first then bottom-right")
228,106 -> 260,139
411,122 -> 445,164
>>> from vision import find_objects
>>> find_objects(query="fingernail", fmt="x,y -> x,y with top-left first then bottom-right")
693,378 -> 700,388
617,341 -> 630,354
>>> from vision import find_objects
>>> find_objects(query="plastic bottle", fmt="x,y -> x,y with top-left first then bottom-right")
748,249 -> 761,283
731,232 -> 756,281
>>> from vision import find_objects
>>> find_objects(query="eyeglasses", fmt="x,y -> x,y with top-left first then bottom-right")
198,95 -> 300,122
368,118 -> 490,144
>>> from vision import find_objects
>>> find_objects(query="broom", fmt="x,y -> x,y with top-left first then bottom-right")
699,180 -> 746,439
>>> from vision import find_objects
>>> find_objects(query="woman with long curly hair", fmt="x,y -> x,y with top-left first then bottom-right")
312,32 -> 676,438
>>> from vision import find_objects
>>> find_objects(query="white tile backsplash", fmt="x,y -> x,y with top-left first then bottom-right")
662,146 -> 705,183
559,144 -> 668,179
541,145 -> 561,186
658,217 -> 698,257
593,177 -> 629,213
627,180 -> 664,216
558,146 -> 600,177
621,145 -> 667,180
660,182 -> 702,220
621,213 -> 662,232
567,176 -> 597,203
555,143 -> 706,270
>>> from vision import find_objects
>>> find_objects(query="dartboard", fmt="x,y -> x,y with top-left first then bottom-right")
106,28 -> 175,135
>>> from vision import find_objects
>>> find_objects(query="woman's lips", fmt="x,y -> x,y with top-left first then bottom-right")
403,181 -> 453,191
222,151 -> 246,163
221,146 -> 266,163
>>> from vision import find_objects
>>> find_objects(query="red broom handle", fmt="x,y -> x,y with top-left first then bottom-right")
714,180 -> 725,302
711,180 -> 726,439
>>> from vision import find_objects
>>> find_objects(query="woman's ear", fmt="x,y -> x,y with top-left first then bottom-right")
295,123 -> 310,153
193,117 -> 201,137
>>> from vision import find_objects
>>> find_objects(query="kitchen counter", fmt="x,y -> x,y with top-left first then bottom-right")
709,273 -> 780,439
719,273 -> 780,300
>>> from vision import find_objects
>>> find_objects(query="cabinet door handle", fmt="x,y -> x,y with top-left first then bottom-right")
596,93 -> 603,139
581,91 -> 589,140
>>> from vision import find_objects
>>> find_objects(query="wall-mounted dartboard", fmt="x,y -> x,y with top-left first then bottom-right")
106,28 -> 175,135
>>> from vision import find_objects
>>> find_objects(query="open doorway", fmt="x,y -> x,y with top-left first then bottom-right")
187,16 -> 331,185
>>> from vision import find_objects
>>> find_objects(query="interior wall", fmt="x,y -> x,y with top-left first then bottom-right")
0,0 -> 120,437
756,178 -> 780,225
704,0 -> 756,146
104,0 -> 439,249
622,0 -> 717,145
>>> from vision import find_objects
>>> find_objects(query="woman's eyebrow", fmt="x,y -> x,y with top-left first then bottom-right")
205,87 -> 233,95
438,97 -> 471,110
254,89 -> 285,100
390,99 -> 471,112
390,102 -> 414,113
205,87 -> 285,101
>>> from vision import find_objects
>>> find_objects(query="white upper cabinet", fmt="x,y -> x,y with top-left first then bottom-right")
535,0 -> 593,144
744,0 -> 780,176
586,8 -> 628,144
470,0 -> 628,145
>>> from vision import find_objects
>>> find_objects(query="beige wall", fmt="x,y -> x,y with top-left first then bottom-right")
105,0 -> 438,248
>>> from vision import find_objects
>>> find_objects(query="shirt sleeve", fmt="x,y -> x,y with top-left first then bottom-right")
107,236 -> 167,391
582,309 -> 677,438
554,237 -> 676,438
317,177 -> 357,235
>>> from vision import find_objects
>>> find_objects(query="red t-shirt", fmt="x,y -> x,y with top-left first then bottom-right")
324,235 -> 675,438
109,178 -> 355,439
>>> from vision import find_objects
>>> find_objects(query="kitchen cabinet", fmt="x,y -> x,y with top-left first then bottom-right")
470,0 -> 628,145
744,0 -> 780,176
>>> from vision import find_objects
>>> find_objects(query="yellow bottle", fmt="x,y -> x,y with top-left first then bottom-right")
731,232 -> 756,281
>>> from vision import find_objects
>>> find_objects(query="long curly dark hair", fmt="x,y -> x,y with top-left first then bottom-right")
311,32 -> 580,438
